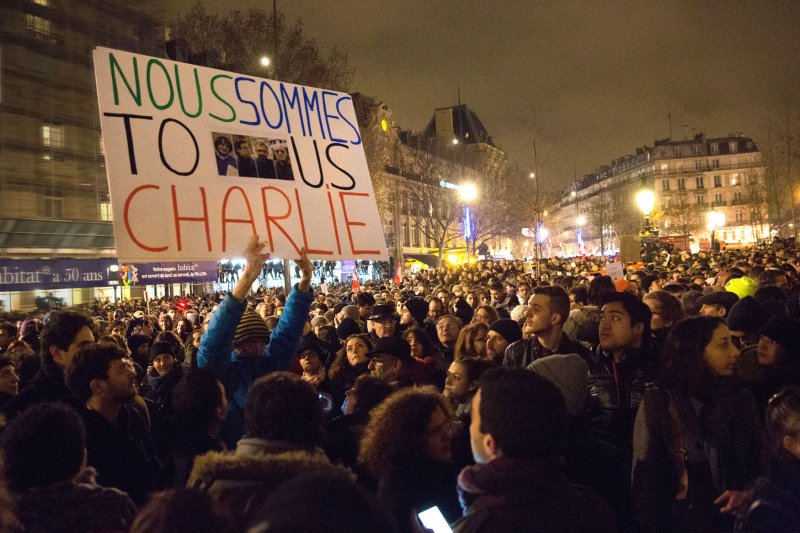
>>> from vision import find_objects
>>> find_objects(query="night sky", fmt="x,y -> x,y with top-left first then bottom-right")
170,1 -> 800,190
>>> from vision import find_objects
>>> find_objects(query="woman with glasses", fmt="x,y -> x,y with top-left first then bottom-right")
736,387 -> 800,532
632,316 -> 762,532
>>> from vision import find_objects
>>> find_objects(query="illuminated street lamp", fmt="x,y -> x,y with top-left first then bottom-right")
636,188 -> 658,261
707,210 -> 725,252
576,215 -> 586,253
260,55 -> 271,68
459,182 -> 478,262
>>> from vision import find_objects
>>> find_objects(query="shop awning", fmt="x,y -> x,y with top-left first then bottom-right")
404,253 -> 440,268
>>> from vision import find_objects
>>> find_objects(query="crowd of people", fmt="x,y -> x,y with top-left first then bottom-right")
0,237 -> 799,532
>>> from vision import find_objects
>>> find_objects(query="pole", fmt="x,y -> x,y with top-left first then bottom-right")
531,113 -> 541,278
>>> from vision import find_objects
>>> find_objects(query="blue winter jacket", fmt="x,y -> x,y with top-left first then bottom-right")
198,285 -> 313,447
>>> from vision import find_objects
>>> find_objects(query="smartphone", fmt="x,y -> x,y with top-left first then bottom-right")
417,506 -> 453,533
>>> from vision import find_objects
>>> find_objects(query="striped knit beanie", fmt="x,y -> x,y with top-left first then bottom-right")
234,312 -> 269,344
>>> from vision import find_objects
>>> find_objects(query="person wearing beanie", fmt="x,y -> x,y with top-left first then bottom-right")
486,318 -> 522,364
744,314 -> 800,414
400,298 -> 428,329
198,237 -> 314,447
726,296 -> 772,394
725,276 -> 757,300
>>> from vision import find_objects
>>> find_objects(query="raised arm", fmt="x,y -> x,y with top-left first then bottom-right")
198,236 -> 269,374
263,248 -> 313,371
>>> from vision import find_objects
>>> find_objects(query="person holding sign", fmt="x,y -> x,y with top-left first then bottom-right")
197,236 -> 313,447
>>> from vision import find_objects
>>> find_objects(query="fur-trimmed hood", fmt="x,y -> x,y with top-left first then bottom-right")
188,438 -> 351,528
189,439 -> 346,485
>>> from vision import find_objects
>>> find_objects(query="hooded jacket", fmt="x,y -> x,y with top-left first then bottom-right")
188,438 -> 350,530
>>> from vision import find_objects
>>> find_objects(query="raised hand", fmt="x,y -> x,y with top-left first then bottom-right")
296,248 -> 313,292
233,235 -> 270,301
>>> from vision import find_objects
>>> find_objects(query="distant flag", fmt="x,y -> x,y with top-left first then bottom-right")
393,264 -> 403,285
351,271 -> 360,292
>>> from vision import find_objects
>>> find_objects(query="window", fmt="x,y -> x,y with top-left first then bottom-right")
661,179 -> 670,191
41,124 -> 63,148
713,175 -> 722,187
675,147 -> 682,157
711,159 -> 720,169
714,193 -> 723,204
729,141 -> 738,153
413,223 -> 420,247
695,160 -> 702,171
696,194 -> 706,205
696,176 -> 704,189
693,145 -> 701,155
677,178 -> 685,190
43,194 -> 63,218
710,143 -> 719,154
660,163 -> 669,171
734,191 -> 743,203
731,174 -> 739,186
26,14 -> 50,36
402,222 -> 409,246
735,212 -> 744,223
100,201 -> 113,221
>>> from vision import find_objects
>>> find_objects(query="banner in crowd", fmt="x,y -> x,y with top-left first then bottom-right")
93,47 -> 388,263
0,259 -> 218,292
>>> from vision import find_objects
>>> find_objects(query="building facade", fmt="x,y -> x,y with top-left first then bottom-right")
0,1 -> 165,308
353,94 -> 512,268
550,134 -> 767,256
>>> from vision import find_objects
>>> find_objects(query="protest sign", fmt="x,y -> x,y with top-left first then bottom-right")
93,47 -> 388,262
605,261 -> 625,280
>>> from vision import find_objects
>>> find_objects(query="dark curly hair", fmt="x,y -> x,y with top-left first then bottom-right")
1,403 -> 86,491
359,387 -> 452,477
244,372 -> 323,447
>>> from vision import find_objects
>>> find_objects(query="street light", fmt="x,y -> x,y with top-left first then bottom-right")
636,188 -> 658,261
260,56 -> 271,68
576,215 -> 586,254
707,210 -> 724,252
459,182 -> 478,263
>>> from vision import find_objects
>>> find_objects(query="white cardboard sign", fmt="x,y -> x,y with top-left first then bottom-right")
93,47 -> 388,262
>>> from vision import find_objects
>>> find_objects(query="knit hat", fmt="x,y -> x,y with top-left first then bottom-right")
510,304 -> 529,323
725,277 -> 757,299
19,317 -> 39,337
336,317 -> 361,340
340,305 -> 360,321
310,316 -> 329,329
126,334 -> 149,356
233,312 -> 269,344
454,298 -> 475,325
528,353 -> 590,417
489,318 -> 522,344
403,298 -> 428,325
726,296 -> 768,334
759,315 -> 800,355
370,337 -> 413,364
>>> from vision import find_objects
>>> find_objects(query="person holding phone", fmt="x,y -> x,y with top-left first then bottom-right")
359,387 -> 460,533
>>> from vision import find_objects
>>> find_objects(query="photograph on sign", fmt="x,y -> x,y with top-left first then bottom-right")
93,47 -> 388,262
